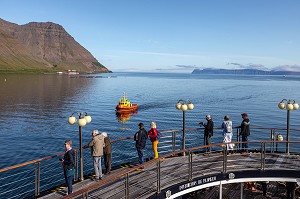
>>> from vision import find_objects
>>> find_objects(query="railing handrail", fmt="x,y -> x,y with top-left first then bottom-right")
0,128 -> 194,173
0,126 -> 298,173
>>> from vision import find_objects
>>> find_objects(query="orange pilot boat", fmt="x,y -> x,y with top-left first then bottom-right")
116,93 -> 138,113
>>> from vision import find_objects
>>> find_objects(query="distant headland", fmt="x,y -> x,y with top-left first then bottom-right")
0,18 -> 111,74
192,68 -> 300,75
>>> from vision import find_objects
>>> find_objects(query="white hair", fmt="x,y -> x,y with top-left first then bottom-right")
102,132 -> 107,137
92,130 -> 99,134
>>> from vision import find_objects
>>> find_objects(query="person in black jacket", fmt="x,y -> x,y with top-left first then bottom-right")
134,123 -> 148,165
200,115 -> 214,153
60,140 -> 75,195
239,113 -> 250,153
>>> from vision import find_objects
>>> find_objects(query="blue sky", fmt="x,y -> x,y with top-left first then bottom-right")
1,0 -> 300,73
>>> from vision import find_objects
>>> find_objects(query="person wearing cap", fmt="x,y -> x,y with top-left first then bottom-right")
239,113 -> 250,153
134,123 -> 148,165
83,130 -> 105,181
221,115 -> 233,150
199,115 -> 214,153
102,132 -> 112,174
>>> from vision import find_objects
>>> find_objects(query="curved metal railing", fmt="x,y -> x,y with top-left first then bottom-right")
0,126 -> 298,198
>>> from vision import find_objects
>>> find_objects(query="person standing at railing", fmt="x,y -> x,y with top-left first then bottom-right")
261,181 -> 269,196
83,130 -> 105,181
134,123 -> 148,166
102,132 -> 112,174
239,113 -> 250,154
199,115 -> 214,153
221,115 -> 233,151
148,121 -> 159,159
60,140 -> 75,195
286,181 -> 297,199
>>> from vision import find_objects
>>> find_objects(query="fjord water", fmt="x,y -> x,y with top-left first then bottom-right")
1,72 -> 300,168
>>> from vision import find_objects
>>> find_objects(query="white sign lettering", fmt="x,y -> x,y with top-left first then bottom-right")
178,176 -> 217,191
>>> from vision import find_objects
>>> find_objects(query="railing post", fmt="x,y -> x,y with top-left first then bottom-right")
270,129 -> 274,153
125,173 -> 129,199
34,162 -> 41,197
240,182 -> 243,199
188,151 -> 193,181
172,131 -> 176,153
222,145 -> 227,174
219,180 -> 222,199
157,159 -> 161,194
261,142 -> 266,171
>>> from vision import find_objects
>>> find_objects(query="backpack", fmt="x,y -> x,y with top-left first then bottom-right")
225,121 -> 232,133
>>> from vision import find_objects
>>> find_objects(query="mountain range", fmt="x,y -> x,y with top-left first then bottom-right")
192,68 -> 300,75
0,18 -> 110,73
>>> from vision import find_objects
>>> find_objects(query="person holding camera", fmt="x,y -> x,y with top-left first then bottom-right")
199,115 -> 214,153
239,113 -> 250,153
60,140 -> 75,195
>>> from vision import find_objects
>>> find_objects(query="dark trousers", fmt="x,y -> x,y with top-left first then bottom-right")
204,135 -> 211,152
103,153 -> 112,173
63,170 -> 73,194
136,147 -> 144,164
241,135 -> 248,152
262,182 -> 267,196
287,189 -> 295,199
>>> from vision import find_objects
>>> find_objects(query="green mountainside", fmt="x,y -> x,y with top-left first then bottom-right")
0,18 -> 111,74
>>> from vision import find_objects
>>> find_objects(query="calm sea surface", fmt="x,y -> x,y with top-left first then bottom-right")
1,72 -> 300,169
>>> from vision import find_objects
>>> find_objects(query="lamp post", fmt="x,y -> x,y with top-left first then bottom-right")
176,100 -> 194,151
68,112 -> 92,181
278,99 -> 299,154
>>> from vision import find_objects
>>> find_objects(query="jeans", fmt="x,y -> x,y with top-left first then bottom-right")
136,147 -> 144,164
93,156 -> 102,179
204,135 -> 211,152
241,135 -> 248,152
63,169 -> 73,194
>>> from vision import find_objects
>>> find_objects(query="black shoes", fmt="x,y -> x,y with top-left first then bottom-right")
104,170 -> 111,174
